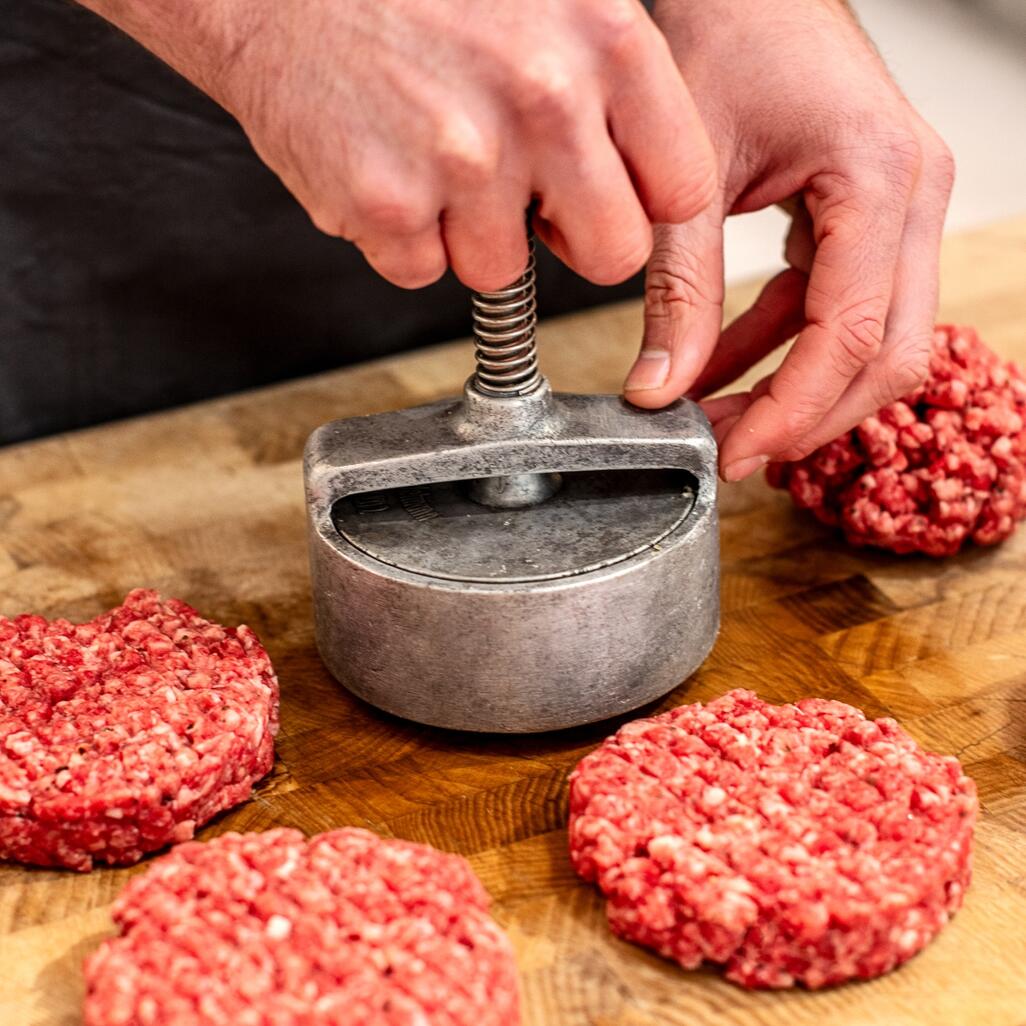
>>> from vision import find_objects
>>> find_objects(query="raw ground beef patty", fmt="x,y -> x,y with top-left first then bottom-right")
568,689 -> 976,989
0,589 -> 278,870
83,827 -> 521,1026
768,324 -> 1026,556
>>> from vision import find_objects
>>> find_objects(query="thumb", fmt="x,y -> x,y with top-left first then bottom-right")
624,208 -> 725,408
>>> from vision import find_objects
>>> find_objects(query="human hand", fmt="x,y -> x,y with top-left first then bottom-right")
79,0 -> 717,291
623,0 -> 954,481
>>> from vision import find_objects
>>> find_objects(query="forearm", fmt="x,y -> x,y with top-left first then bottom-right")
73,0 -> 256,110
656,0 -> 857,20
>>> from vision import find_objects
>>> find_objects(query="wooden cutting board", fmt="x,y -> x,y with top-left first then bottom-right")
2,217 -> 1025,1026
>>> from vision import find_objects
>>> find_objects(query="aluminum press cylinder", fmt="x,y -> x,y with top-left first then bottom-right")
304,246 -> 720,732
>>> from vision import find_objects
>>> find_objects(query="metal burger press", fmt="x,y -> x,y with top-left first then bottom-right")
304,240 -> 720,733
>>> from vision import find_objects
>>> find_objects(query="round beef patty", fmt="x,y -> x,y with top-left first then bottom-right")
568,689 -> 976,989
0,589 -> 278,870
83,827 -> 521,1026
767,324 -> 1026,556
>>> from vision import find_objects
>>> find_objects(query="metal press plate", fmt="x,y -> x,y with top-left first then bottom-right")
331,468 -> 696,584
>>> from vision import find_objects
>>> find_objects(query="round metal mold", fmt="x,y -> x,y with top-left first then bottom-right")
304,391 -> 721,734
309,472 -> 718,734
331,469 -> 697,584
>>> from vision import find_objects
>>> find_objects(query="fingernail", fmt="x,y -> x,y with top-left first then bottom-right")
722,454 -> 769,482
625,349 -> 670,392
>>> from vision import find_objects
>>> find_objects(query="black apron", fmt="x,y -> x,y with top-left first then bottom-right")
0,1 -> 643,445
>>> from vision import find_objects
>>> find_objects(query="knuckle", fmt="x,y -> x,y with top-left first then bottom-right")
362,200 -> 432,237
645,265 -> 697,314
645,246 -> 719,316
832,302 -> 887,372
832,124 -> 924,200
882,331 -> 932,399
927,138 -> 956,197
436,146 -> 495,189
886,130 -> 924,170
514,55 -> 576,125
435,117 -> 499,187
877,130 -> 924,192
777,401 -> 827,457
590,0 -> 645,59
349,181 -> 434,237
778,437 -> 817,463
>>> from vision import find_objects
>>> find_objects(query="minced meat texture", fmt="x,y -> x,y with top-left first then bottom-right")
767,324 -> 1026,556
0,589 -> 279,870
568,689 -> 976,989
83,827 -> 522,1026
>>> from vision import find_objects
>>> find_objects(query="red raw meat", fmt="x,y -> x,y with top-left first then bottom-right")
0,589 -> 279,870
83,827 -> 521,1026
568,689 -> 976,988
767,324 -> 1026,555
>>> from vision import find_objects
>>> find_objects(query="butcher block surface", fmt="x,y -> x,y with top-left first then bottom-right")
2,217 -> 1026,1026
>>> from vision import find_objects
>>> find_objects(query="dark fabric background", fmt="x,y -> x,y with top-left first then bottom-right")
0,1 -> 645,445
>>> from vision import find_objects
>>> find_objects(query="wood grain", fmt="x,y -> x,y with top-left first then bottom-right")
2,217 -> 1026,1025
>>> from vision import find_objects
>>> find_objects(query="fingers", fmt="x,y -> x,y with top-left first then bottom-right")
622,208 -> 725,406
715,134 -> 954,480
782,199 -> 815,274
434,113 -> 531,291
686,267 -> 807,399
700,392 -> 749,449
718,142 -> 921,478
352,108 -> 656,291
772,139 -> 953,453
602,6 -> 717,224
315,165 -> 449,290
531,122 -> 654,286
356,229 -> 449,290
442,191 -> 532,292
701,392 -> 751,425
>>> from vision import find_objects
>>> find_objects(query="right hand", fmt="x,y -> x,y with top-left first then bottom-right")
84,0 -> 716,290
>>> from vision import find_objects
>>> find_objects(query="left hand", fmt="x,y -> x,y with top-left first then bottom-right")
623,0 -> 955,482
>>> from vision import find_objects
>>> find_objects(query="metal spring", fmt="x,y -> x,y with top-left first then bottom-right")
471,243 -> 541,397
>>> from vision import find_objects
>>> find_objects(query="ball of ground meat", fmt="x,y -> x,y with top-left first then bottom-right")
767,324 -> 1026,556
0,589 -> 279,870
83,827 -> 521,1026
568,689 -> 976,989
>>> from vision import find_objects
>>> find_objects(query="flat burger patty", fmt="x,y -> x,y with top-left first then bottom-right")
0,589 -> 279,870
83,827 -> 521,1026
568,689 -> 976,989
